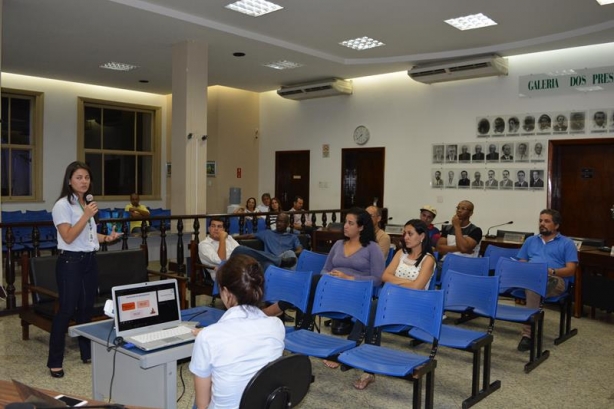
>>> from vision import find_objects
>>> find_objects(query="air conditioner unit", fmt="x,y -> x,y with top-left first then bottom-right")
277,78 -> 353,100
408,55 -> 508,84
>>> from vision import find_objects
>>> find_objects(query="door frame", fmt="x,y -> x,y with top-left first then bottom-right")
548,137 -> 614,208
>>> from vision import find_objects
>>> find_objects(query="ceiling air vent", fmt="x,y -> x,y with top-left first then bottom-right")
408,55 -> 508,84
277,78 -> 353,100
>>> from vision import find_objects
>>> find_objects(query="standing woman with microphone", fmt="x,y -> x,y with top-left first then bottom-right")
47,161 -> 121,378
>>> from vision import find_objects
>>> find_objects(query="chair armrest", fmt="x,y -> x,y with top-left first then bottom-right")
28,285 -> 59,300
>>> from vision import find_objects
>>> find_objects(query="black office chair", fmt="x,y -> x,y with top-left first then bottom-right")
239,354 -> 312,409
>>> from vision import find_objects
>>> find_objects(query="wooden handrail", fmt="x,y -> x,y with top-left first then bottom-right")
2,208 -> 362,311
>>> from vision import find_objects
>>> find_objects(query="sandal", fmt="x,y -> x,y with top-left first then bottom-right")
323,359 -> 340,369
353,373 -> 375,390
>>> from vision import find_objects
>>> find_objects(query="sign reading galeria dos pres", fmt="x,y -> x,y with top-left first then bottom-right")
519,66 -> 614,97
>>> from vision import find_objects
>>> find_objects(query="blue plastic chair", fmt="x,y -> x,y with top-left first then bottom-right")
511,274 -> 578,346
337,284 -> 444,409
438,254 -> 490,286
2,211 -> 28,254
438,254 -> 490,323
227,217 -> 240,235
494,258 -> 549,373
409,271 -> 501,408
544,274 -> 578,345
385,247 -> 395,266
149,208 -> 171,230
483,245 -> 519,273
264,266 -> 314,333
296,250 -> 328,273
283,275 -> 373,363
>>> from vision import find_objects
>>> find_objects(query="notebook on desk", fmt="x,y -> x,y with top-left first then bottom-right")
112,279 -> 196,351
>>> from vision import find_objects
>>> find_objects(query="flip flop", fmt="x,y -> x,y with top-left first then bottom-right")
323,359 -> 340,369
353,373 -> 375,390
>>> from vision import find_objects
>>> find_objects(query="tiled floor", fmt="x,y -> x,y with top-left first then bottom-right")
1,291 -> 613,408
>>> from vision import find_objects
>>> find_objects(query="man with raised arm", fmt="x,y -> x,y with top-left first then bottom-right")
198,217 -> 239,280
436,200 -> 482,258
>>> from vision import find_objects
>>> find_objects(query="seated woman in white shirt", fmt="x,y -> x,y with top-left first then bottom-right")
382,219 -> 436,290
234,197 -> 257,216
189,254 -> 285,409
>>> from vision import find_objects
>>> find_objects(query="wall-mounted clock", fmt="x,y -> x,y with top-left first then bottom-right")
353,125 -> 370,145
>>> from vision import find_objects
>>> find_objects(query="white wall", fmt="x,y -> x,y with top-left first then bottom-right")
1,73 -> 168,211
258,42 -> 614,234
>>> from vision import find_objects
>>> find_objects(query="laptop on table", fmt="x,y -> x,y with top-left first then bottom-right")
112,279 -> 196,351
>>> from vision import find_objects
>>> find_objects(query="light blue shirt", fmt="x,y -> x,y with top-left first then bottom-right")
516,233 -> 578,268
52,195 -> 99,252
189,305 -> 284,409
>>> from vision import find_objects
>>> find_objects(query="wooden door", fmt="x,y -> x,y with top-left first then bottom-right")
549,138 -> 614,245
275,150 -> 310,210
341,148 -> 385,209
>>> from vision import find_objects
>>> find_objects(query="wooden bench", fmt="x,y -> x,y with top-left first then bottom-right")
19,248 -> 187,340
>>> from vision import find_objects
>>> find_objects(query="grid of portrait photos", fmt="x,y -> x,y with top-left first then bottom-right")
433,141 -> 546,165
431,167 -> 545,191
475,109 -> 614,137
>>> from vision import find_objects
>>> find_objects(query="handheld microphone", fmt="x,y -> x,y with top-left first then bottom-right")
433,221 -> 449,226
85,194 -> 100,224
485,221 -> 513,238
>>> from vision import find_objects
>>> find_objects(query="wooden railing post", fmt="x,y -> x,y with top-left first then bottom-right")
4,227 -> 17,310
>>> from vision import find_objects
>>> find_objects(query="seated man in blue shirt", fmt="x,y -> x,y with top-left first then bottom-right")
515,209 -> 578,352
232,213 -> 303,270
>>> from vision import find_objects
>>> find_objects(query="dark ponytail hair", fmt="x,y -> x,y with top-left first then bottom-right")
344,207 -> 375,247
216,254 -> 264,307
400,219 -> 433,266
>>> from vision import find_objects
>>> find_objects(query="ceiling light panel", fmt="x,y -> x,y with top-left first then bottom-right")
445,13 -> 497,31
339,37 -> 385,51
99,62 -> 138,71
263,60 -> 304,70
225,0 -> 283,17
596,0 -> 614,5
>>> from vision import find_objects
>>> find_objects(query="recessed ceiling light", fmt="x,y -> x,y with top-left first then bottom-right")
339,37 -> 385,51
596,0 -> 614,5
100,62 -> 138,71
444,13 -> 497,31
263,60 -> 304,70
225,0 -> 283,17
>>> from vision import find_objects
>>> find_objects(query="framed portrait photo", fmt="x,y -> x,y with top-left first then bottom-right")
206,161 -> 217,177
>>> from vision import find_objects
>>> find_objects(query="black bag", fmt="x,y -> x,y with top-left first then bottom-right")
331,318 -> 353,335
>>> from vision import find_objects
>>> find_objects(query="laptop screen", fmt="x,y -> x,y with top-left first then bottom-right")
112,279 -> 182,337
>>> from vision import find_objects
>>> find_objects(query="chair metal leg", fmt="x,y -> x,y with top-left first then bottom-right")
524,312 -> 550,373
425,367 -> 435,409
454,311 -> 479,325
462,341 -> 501,409
554,296 -> 578,345
412,375 -> 423,409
